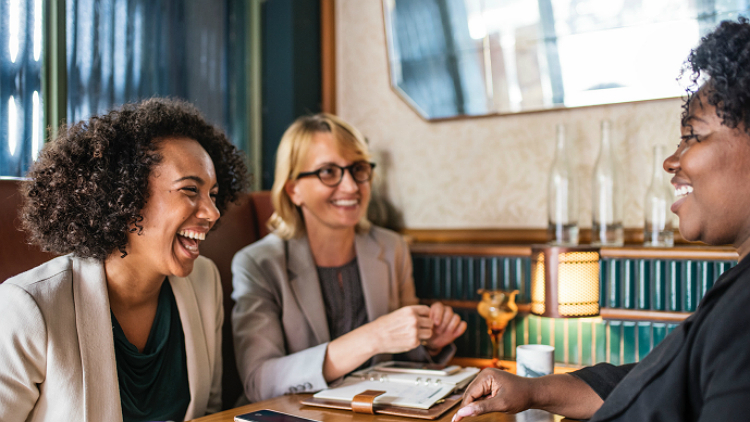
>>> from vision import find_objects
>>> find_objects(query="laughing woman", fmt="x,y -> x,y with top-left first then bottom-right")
453,18 -> 750,422
0,99 -> 247,421
232,113 -> 467,403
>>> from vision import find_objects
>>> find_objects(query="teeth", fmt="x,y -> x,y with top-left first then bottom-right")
674,185 -> 693,197
332,199 -> 358,206
178,230 -> 206,241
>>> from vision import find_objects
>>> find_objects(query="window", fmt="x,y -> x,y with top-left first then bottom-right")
1,0 -> 253,178
0,0 -> 43,177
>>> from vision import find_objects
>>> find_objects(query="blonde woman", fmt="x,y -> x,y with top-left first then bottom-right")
232,113 -> 466,403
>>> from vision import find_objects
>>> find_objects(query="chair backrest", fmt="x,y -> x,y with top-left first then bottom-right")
0,178 -> 59,282
0,177 -> 273,409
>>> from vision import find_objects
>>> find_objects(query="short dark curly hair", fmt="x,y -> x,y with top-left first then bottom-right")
22,97 -> 249,260
681,17 -> 750,134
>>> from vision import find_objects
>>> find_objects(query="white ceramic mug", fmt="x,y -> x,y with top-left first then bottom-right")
516,344 -> 554,378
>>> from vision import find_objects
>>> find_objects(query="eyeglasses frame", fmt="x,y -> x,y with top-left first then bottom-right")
296,161 -> 377,187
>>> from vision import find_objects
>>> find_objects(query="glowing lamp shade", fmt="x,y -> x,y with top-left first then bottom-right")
530,245 -> 600,318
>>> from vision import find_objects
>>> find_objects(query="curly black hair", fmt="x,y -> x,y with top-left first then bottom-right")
22,98 -> 249,260
682,17 -> 750,134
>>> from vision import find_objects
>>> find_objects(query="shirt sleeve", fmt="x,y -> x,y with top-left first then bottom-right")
0,283 -> 47,421
231,247 -> 329,403
570,362 -> 636,400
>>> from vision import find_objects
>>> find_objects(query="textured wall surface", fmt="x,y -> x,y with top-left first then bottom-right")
336,0 -> 684,229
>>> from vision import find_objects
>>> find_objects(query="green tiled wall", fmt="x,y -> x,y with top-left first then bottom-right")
412,254 -> 734,365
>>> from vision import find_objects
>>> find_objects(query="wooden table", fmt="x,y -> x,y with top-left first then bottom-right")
189,393 -> 573,422
191,360 -> 580,422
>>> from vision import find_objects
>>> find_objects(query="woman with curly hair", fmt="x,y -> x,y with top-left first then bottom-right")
0,98 -> 247,422
453,18 -> 750,422
231,113 -> 466,403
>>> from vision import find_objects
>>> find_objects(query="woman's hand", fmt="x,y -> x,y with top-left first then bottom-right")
424,302 -> 467,353
453,369 -> 604,421
453,368 -> 534,421
370,305 -> 434,354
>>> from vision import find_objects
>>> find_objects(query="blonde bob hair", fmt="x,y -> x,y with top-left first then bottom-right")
268,113 -> 373,239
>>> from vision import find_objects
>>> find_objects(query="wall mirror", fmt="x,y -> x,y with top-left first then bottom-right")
383,0 -> 750,120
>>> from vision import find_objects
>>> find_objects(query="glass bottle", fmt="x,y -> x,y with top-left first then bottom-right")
591,120 -> 623,246
548,124 -> 579,245
644,145 -> 674,247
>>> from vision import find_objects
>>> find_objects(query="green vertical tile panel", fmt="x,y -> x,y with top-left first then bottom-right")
451,257 -> 461,300
637,259 -> 650,309
599,260 -> 607,308
667,260 -> 680,312
637,322 -> 652,361
568,319 -> 579,365
432,257 -> 442,299
442,258 -> 452,300
608,321 -> 621,365
667,323 -> 679,334
622,259 -> 635,309
477,258 -> 488,291
515,316 -> 527,349
541,316 -> 553,346
521,258 -> 532,302
652,322 -> 667,350
554,318 -> 565,363
595,320 -> 607,363
465,258 -> 476,300
607,259 -> 620,308
683,260 -> 696,312
490,258 -> 500,290
506,257 -> 514,291
651,260 -> 665,311
580,320 -> 592,365
622,322 -> 637,364
503,318 -> 515,359
528,315 -> 540,345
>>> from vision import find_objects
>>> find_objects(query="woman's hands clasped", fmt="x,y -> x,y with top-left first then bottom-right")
370,302 -> 467,355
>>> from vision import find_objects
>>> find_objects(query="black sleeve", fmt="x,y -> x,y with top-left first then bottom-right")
570,362 -> 637,400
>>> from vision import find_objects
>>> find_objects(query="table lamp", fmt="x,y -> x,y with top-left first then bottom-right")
530,245 -> 600,318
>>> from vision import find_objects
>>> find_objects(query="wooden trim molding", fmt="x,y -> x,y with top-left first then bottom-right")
406,229 -> 738,261
403,227 -> 704,246
419,299 -> 691,323
320,0 -> 336,114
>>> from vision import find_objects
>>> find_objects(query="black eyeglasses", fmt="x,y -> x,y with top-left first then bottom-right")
296,161 -> 376,187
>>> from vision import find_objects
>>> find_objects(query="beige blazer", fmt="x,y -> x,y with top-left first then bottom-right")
0,255 -> 222,422
231,226 -> 454,403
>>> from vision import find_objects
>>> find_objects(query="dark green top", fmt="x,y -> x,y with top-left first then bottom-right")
111,280 -> 191,422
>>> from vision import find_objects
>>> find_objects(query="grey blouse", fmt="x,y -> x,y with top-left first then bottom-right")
316,258 -> 369,341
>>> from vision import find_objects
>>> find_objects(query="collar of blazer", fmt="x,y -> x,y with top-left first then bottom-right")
71,256 -> 212,421
286,229 -> 391,345
71,256 -> 123,421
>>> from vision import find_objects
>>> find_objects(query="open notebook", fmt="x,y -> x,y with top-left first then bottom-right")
308,364 -> 479,410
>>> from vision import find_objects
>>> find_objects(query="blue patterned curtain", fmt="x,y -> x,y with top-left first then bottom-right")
66,0 -> 245,142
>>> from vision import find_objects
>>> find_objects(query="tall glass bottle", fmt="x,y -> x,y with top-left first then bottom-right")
548,124 -> 578,245
591,120 -> 624,246
644,145 -> 674,247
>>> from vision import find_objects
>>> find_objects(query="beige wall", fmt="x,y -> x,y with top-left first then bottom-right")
336,0 -> 682,230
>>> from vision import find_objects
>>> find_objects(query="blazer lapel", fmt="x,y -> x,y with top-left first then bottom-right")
72,257 -> 122,422
170,274 -> 210,417
287,236 -> 330,344
356,231 -> 389,322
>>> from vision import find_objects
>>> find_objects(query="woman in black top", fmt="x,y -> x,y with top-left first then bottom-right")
454,18 -> 750,422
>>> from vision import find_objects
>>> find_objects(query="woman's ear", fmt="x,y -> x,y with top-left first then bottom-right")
285,180 -> 302,207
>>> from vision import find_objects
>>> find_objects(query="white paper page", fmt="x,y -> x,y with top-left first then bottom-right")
313,378 -> 455,410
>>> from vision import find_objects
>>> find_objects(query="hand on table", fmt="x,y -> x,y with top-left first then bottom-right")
453,368 -> 534,421
424,302 -> 467,353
